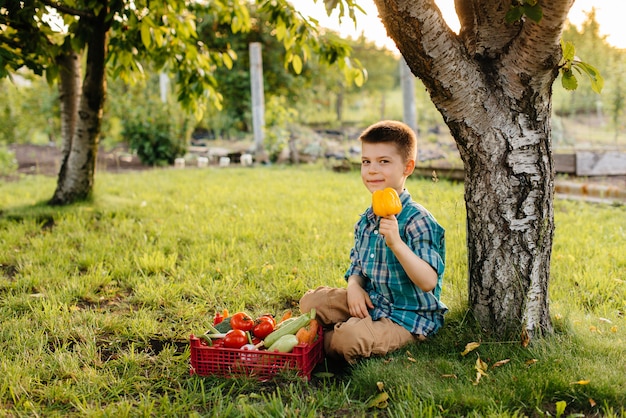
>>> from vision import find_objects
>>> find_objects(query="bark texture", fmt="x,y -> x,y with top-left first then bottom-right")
54,50 -> 82,187
373,0 -> 573,339
50,7 -> 109,205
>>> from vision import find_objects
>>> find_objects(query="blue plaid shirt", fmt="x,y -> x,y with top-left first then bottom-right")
345,190 -> 448,336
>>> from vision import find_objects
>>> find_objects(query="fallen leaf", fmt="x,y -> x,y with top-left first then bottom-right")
376,381 -> 384,391
521,329 -> 530,347
610,326 -> 618,333
570,380 -> 590,385
367,392 -> 389,409
598,317 -> 612,323
406,357 -> 416,363
589,398 -> 596,407
461,342 -> 480,356
525,359 -> 538,366
440,374 -> 457,379
589,325 -> 598,333
473,356 -> 489,385
492,359 -> 511,368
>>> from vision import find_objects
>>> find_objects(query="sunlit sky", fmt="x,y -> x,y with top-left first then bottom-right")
293,0 -> 626,52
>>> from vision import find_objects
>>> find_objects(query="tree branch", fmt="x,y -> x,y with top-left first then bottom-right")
39,0 -> 95,20
455,0 -> 520,58
501,0 -> 573,96
373,0 -> 468,92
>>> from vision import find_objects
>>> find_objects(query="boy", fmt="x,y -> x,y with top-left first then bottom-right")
300,120 -> 447,364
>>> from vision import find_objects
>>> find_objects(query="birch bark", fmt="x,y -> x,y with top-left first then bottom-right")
50,11 -> 108,205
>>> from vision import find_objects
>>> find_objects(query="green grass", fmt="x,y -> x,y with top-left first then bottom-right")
0,165 -> 625,417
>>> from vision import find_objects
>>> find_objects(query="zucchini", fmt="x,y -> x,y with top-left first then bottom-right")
267,334 -> 299,353
262,308 -> 315,348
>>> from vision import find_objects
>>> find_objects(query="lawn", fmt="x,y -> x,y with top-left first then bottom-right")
0,165 -> 624,417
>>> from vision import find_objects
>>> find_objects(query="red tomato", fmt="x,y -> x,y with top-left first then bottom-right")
257,314 -> 276,327
252,320 -> 275,339
230,312 -> 255,332
223,329 -> 248,349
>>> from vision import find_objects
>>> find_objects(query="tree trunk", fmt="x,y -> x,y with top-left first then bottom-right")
50,12 -> 108,205
373,0 -> 572,340
54,50 -> 82,183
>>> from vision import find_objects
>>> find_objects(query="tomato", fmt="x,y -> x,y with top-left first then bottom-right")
252,320 -> 275,339
257,314 -> 276,327
230,312 -> 255,331
223,329 -> 248,349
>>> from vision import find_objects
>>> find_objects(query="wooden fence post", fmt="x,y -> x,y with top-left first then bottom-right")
249,42 -> 265,160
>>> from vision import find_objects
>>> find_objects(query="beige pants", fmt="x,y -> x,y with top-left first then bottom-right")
299,286 -> 422,364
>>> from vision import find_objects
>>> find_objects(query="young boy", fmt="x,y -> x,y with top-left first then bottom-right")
300,120 -> 447,364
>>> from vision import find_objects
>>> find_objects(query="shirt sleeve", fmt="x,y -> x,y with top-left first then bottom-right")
405,213 -> 445,277
344,219 -> 364,280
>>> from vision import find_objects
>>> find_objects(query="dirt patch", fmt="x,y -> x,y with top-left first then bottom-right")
9,143 -> 149,177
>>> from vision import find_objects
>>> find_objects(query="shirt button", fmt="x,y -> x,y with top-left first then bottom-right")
370,254 -> 375,258
374,230 -> 379,235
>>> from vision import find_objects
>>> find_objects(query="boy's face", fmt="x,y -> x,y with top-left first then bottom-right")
360,142 -> 415,194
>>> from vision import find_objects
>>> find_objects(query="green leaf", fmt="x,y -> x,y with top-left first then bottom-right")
366,392 -> 389,409
140,22 -> 151,49
324,0 -> 340,16
45,65 -> 58,85
555,400 -> 567,418
222,52 -> 233,70
561,40 -> 575,62
505,6 -> 524,23
154,28 -> 165,48
574,61 -> 604,93
561,69 -> 578,91
523,3 -> 543,23
354,68 -> 365,87
291,54 -> 302,74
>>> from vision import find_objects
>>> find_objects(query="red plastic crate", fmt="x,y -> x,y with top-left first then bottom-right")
189,328 -> 324,381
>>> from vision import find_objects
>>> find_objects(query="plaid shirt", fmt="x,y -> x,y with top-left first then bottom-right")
345,190 -> 448,336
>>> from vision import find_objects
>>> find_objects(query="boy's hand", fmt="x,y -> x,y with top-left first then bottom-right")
379,215 -> 402,248
347,280 -> 374,318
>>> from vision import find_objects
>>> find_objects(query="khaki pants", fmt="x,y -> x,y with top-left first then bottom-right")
299,286 -> 422,364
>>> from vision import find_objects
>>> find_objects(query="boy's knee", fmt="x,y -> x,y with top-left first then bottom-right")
328,321 -> 372,364
298,289 -> 317,313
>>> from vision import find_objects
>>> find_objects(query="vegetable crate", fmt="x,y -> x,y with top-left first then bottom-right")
189,328 -> 324,381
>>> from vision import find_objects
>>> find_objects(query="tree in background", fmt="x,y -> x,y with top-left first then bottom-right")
559,9 -> 624,140
0,0 -> 363,204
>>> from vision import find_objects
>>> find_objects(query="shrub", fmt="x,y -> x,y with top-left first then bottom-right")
0,144 -> 17,176
123,119 -> 187,166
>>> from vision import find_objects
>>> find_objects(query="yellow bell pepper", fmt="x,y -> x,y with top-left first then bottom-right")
372,187 -> 402,217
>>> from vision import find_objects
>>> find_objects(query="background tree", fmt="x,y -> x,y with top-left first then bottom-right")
558,9 -> 624,140
0,0 -> 363,204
